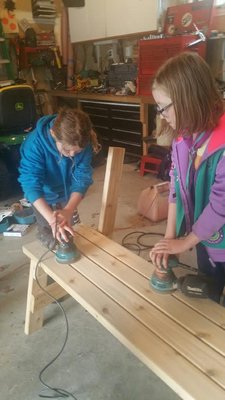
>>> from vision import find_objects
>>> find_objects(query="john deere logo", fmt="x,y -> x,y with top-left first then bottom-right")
15,102 -> 24,111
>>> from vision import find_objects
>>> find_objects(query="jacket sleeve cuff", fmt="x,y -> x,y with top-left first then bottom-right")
192,206 -> 225,241
25,191 -> 44,204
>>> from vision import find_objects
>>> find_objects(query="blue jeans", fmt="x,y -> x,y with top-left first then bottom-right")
196,243 -> 225,303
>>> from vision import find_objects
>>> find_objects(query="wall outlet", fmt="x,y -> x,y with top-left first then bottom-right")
107,49 -> 113,59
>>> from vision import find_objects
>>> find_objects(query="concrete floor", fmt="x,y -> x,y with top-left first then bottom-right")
0,162 -> 191,400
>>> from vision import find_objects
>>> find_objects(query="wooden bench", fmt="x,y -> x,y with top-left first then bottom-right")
23,146 -> 225,399
23,223 -> 225,400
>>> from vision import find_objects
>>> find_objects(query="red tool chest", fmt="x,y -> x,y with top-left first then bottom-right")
137,0 -> 214,96
137,35 -> 206,96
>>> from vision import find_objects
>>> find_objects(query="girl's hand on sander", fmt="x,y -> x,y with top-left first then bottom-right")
152,238 -> 188,255
149,250 -> 169,269
56,225 -> 75,243
50,210 -> 75,242
56,209 -> 74,227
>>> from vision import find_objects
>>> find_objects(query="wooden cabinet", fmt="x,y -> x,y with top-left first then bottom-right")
80,100 -> 143,156
68,0 -> 157,43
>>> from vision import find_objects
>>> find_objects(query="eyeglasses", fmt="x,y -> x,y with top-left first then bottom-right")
155,102 -> 173,116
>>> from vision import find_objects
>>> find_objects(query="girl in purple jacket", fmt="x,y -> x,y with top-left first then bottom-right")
150,52 -> 225,304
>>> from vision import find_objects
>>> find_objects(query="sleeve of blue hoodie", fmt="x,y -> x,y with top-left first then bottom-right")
18,126 -> 49,203
69,143 -> 94,197
18,115 -> 93,204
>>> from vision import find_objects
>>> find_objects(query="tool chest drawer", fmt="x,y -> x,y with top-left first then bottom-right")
80,100 -> 142,156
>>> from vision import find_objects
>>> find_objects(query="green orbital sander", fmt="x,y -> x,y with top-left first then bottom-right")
150,256 -> 179,293
55,235 -> 80,264
150,256 -> 214,298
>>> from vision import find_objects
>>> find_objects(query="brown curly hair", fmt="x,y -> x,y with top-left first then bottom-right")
52,107 -> 101,153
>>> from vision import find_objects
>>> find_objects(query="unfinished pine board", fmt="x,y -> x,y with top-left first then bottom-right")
140,102 -> 149,155
98,146 -> 125,236
23,225 -> 225,400
24,259 -> 48,335
74,226 -> 225,356
76,223 -> 225,328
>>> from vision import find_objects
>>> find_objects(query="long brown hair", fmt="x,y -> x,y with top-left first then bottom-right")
52,107 -> 101,153
153,52 -> 224,136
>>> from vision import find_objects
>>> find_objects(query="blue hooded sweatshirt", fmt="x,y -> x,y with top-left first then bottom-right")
18,115 -> 93,205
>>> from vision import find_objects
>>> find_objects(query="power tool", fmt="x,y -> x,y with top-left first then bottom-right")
55,234 -> 80,264
150,255 -> 179,293
150,256 -> 214,298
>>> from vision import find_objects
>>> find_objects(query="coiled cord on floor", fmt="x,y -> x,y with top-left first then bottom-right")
121,230 -> 196,271
121,230 -> 164,255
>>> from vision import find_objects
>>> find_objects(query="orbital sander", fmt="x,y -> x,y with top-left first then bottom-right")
55,235 -> 80,264
150,256 -> 214,298
150,256 -> 179,293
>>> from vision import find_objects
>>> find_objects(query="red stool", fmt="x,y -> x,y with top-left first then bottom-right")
140,155 -> 162,176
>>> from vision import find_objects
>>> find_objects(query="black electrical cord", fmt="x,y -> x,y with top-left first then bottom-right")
121,230 -> 196,272
177,261 -> 197,272
122,230 -> 164,254
34,240 -> 78,400
137,232 -> 164,248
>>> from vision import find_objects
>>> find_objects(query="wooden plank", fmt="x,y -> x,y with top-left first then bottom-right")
76,224 -> 225,329
71,235 -> 225,390
24,260 -> 47,335
74,225 -> 225,354
22,241 -> 225,400
140,102 -> 149,155
48,90 -> 145,104
31,281 -> 67,312
98,146 -> 125,236
172,291 -> 225,328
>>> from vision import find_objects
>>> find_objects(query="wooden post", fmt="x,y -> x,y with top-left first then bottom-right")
98,146 -> 125,236
140,102 -> 149,155
24,258 -> 68,334
24,259 -> 47,335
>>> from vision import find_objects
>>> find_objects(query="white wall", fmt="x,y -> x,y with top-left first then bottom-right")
69,0 -> 159,43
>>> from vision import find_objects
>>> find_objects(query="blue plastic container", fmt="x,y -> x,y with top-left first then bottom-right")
13,208 -> 36,225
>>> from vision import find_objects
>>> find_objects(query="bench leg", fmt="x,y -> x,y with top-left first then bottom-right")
24,259 -> 48,335
24,259 -> 68,335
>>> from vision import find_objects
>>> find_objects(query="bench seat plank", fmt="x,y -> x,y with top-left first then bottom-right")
77,224 -> 225,330
75,225 -> 225,353
72,231 -> 225,387
76,224 -> 225,328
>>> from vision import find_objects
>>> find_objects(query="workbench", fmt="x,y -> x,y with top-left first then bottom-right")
23,223 -> 225,400
48,90 -> 154,156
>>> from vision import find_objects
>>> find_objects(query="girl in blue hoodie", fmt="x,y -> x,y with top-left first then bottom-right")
19,107 -> 100,248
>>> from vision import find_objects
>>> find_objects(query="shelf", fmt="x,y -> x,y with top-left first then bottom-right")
19,46 -> 57,69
